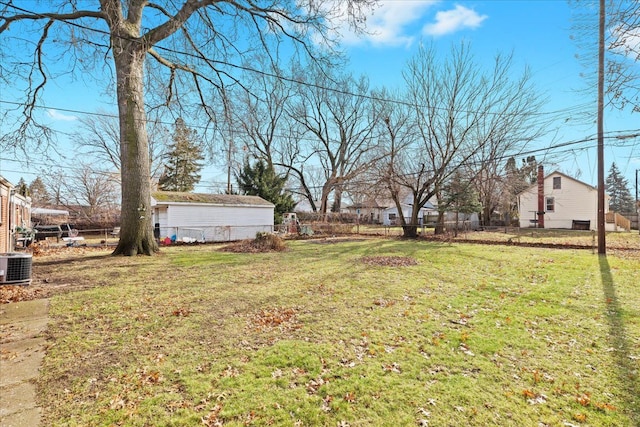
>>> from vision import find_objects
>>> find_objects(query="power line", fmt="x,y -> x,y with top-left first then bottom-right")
0,2 -> 599,120
3,129 -> 637,191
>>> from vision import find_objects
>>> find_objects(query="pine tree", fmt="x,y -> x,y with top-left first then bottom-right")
16,178 -> 29,197
236,159 -> 295,224
441,172 -> 481,214
158,118 -> 204,192
28,177 -> 51,206
605,162 -> 635,213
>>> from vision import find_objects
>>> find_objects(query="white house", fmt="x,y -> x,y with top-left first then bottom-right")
151,191 -> 274,243
382,199 -> 437,226
343,199 -> 387,224
517,171 -> 610,230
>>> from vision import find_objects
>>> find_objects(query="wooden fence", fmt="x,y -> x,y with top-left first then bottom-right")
605,212 -> 632,231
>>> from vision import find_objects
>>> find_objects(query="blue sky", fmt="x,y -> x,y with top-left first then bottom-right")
337,0 -> 638,189
0,0 -> 638,195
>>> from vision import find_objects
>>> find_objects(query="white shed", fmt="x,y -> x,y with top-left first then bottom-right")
151,191 -> 274,243
517,171 -> 609,230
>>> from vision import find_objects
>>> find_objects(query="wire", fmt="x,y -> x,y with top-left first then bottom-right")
2,128 -> 637,192
0,2 -> 602,120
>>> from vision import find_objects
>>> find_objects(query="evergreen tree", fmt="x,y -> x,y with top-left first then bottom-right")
605,162 -> 635,213
440,171 -> 481,236
28,177 -> 51,206
16,178 -> 29,197
236,159 -> 295,224
158,118 -> 204,192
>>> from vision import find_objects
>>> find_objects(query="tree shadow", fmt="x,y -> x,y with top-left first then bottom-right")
599,255 -> 640,425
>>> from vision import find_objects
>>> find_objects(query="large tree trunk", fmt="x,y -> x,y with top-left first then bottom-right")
482,204 -> 492,227
401,197 -> 420,238
111,42 -> 158,256
434,210 -> 446,235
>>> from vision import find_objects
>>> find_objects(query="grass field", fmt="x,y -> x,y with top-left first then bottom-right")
32,237 -> 639,426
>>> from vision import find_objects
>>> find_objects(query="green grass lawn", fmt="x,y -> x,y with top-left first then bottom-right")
35,238 -> 639,426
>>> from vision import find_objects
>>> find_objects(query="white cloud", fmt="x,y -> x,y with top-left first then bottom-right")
422,4 -> 488,37
609,24 -> 640,59
46,109 -> 78,121
337,0 -> 439,48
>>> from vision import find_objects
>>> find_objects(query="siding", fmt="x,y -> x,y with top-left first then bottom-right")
518,172 -> 608,230
152,193 -> 275,242
0,186 -> 8,253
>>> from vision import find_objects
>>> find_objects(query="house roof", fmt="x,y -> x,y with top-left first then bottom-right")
152,191 -> 274,207
383,201 -> 437,212
347,198 -> 437,210
518,170 -> 603,195
346,199 -> 388,209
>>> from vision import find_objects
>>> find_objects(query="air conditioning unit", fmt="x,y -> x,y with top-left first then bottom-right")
0,253 -> 33,285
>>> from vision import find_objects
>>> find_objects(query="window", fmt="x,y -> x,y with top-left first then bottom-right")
546,197 -> 555,212
553,176 -> 561,189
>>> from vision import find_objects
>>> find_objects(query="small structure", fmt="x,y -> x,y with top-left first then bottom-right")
0,176 -> 32,252
517,169 -> 612,230
31,207 -> 70,225
382,199 -> 437,226
151,191 -> 274,243
343,199 -> 387,224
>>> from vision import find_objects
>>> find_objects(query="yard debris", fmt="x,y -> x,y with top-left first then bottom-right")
201,403 -> 223,426
0,285 -> 44,303
220,233 -> 287,253
372,298 -> 396,308
248,307 -> 300,332
360,255 -> 418,267
382,362 -> 401,373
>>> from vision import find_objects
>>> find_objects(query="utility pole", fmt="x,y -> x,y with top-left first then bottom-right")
597,0 -> 606,255
636,169 -> 640,234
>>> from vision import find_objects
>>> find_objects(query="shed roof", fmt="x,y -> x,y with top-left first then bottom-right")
152,191 -> 274,207
32,207 -> 69,215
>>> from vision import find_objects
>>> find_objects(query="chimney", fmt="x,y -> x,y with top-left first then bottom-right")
537,165 -> 544,228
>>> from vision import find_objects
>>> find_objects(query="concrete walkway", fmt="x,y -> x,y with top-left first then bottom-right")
0,299 -> 49,427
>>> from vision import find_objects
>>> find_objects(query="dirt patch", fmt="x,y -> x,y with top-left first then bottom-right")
360,255 -> 418,267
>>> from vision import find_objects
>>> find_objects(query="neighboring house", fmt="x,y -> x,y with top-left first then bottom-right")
517,170 -> 610,230
151,191 -> 275,243
0,176 -> 32,252
343,199 -> 387,224
382,199 -> 437,226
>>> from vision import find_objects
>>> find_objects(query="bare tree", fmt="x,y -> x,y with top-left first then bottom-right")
0,0 -> 375,255
287,66 -> 380,215
571,0 -> 640,113
61,164 -> 120,226
461,55 -> 547,226
74,111 -> 169,182
228,57 -> 296,170
380,42 -> 546,237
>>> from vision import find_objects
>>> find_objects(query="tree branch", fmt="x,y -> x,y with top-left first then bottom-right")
0,7 -> 105,33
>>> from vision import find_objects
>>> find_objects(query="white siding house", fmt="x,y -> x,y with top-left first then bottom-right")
517,171 -> 609,230
382,200 -> 437,226
151,192 -> 274,243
